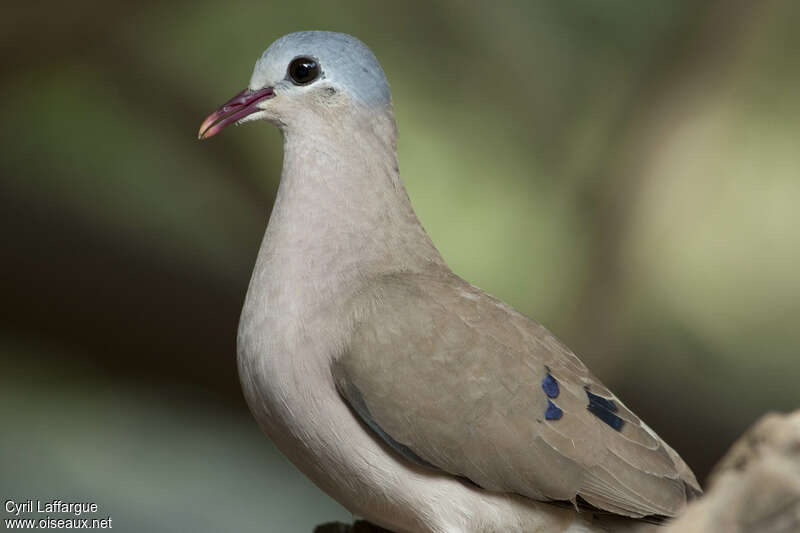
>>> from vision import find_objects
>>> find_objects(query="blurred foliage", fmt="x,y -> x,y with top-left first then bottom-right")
1,1 -> 799,531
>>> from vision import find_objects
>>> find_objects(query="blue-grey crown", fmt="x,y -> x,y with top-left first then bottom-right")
250,31 -> 391,108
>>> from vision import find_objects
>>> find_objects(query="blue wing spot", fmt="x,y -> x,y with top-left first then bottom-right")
541,372 -> 559,398
586,389 -> 624,431
545,400 -> 563,420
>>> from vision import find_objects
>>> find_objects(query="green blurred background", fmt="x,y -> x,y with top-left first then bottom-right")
2,1 -> 799,531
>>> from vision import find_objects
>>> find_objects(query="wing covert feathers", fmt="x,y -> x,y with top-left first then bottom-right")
333,271 -> 701,518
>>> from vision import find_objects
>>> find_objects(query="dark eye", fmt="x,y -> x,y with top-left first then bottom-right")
288,57 -> 320,85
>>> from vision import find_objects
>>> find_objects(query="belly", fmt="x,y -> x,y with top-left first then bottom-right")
236,315 -> 433,531
236,317 -> 335,468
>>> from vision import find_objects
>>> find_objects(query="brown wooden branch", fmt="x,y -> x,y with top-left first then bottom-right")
314,520 -> 393,533
664,410 -> 800,533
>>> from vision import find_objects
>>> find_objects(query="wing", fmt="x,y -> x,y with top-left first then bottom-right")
334,270 -> 701,518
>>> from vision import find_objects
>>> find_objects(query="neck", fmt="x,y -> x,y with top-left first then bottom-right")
261,103 -> 445,289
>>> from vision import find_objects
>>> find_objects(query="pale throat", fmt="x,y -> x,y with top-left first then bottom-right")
260,103 -> 445,291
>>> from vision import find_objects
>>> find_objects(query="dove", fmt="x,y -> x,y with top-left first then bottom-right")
199,31 -> 701,533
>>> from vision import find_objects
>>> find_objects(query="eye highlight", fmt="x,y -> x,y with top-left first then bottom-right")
288,57 -> 320,85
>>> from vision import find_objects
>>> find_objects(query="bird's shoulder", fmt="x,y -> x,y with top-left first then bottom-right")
343,268 -> 593,387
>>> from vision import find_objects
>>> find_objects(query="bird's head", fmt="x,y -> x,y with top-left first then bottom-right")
198,31 -> 391,139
